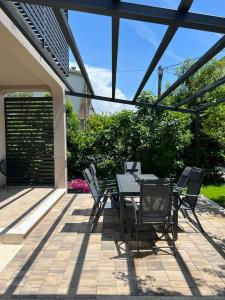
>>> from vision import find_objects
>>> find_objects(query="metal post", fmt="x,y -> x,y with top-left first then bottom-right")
195,110 -> 201,166
158,65 -> 163,97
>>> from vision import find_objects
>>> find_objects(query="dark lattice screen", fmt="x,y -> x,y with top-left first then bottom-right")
5,97 -> 54,186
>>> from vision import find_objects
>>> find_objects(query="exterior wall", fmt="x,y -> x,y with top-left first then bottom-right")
0,9 -> 68,189
67,69 -> 85,115
67,68 -> 94,128
0,94 -> 6,186
52,88 -> 67,188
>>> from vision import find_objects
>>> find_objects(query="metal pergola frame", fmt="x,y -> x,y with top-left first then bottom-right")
2,0 -> 225,114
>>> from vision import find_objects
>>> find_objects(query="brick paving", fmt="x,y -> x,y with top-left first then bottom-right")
0,193 -> 224,299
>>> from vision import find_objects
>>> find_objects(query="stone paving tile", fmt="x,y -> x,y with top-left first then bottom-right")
0,192 -> 224,298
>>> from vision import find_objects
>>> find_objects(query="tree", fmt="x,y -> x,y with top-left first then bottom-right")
66,99 -> 82,179
66,92 -> 192,179
168,58 -> 225,179
134,92 -> 192,176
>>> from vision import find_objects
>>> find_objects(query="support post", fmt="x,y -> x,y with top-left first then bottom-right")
195,110 -> 201,167
52,87 -> 67,189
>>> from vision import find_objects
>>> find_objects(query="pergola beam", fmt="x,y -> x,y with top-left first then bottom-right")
112,16 -> 120,99
152,35 -> 225,106
52,8 -> 95,95
173,75 -> 225,109
196,96 -> 225,111
133,0 -> 193,102
6,0 -> 225,34
66,91 -> 194,113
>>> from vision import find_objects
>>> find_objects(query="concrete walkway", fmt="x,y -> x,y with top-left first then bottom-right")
0,193 -> 224,299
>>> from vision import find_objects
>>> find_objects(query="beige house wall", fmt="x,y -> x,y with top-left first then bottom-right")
0,9 -> 68,189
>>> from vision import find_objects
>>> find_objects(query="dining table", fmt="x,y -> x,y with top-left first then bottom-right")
116,173 -> 179,240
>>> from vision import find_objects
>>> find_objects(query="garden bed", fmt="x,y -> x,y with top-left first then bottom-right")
68,179 -> 89,194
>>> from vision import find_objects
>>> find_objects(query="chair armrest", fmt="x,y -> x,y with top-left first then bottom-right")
103,191 -> 118,197
182,193 -> 199,198
98,179 -> 117,184
173,186 -> 185,191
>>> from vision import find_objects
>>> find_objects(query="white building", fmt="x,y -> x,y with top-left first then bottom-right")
67,67 -> 94,129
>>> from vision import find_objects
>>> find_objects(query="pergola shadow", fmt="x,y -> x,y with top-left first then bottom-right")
1,195 -> 225,298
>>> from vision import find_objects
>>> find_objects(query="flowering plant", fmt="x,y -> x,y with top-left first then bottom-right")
68,178 -> 90,193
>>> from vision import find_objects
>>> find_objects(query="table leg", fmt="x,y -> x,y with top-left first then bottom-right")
119,194 -> 125,239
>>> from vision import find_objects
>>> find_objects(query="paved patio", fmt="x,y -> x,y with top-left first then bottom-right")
0,193 -> 224,299
0,187 -> 53,229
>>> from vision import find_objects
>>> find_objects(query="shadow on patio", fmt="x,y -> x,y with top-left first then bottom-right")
0,193 -> 224,299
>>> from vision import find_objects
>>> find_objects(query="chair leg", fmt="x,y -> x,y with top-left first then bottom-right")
170,223 -> 177,256
192,210 -> 205,232
92,196 -> 108,231
131,222 -> 134,239
158,222 -> 167,239
135,224 -> 140,254
180,208 -> 188,219
110,196 -> 120,218
91,203 -> 97,216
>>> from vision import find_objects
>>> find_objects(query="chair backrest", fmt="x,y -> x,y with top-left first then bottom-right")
186,167 -> 204,208
89,163 -> 96,176
139,178 -> 173,222
89,163 -> 101,193
82,168 -> 100,204
187,167 -> 204,196
124,161 -> 141,174
176,166 -> 192,189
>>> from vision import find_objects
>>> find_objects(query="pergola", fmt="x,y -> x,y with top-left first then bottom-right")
1,0 -> 225,164
1,0 -> 225,112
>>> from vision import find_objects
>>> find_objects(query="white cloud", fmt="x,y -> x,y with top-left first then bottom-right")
213,33 -> 223,38
125,21 -> 183,62
69,62 -> 134,113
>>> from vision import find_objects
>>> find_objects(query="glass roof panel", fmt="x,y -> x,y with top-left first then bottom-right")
190,0 -> 225,17
116,19 -> 167,99
142,27 -> 223,98
69,11 -> 112,97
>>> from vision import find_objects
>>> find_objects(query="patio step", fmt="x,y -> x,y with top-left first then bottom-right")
1,188 -> 66,244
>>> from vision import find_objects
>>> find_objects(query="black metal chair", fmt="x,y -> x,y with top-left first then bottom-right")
89,163 -> 117,194
131,178 -> 176,255
178,167 -> 205,232
124,161 -> 141,174
83,168 -> 119,231
174,166 -> 192,194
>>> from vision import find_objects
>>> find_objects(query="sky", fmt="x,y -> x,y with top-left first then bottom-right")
68,0 -> 225,113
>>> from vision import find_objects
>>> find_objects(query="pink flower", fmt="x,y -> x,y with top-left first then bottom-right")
68,178 -> 90,193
